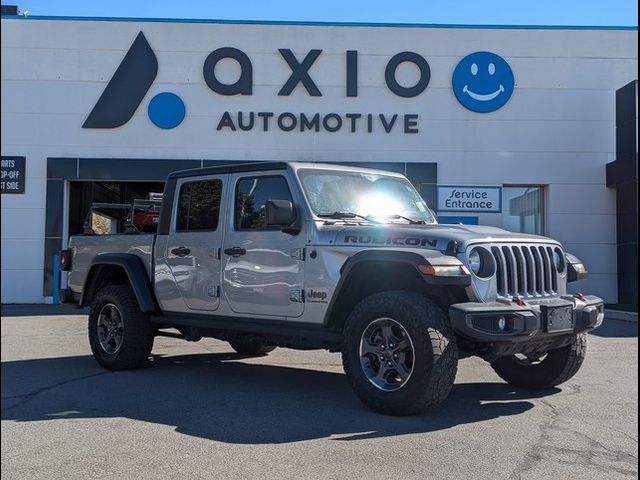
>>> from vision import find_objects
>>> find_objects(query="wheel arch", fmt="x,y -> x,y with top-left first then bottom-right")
80,253 -> 158,312
323,250 -> 466,331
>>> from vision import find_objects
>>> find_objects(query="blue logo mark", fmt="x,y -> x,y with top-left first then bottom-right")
452,52 -> 514,113
148,92 -> 185,129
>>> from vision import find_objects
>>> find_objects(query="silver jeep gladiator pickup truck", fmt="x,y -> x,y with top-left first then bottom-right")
60,162 -> 604,415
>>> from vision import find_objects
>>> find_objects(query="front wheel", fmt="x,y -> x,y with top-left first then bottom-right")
342,291 -> 458,416
88,285 -> 154,370
490,333 -> 587,389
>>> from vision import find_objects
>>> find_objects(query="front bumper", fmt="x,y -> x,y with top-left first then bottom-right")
449,294 -> 604,343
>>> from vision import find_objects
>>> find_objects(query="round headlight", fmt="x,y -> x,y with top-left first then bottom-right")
468,249 -> 482,274
467,247 -> 495,278
553,248 -> 566,274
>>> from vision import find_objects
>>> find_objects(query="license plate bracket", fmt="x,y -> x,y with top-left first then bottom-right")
542,304 -> 574,332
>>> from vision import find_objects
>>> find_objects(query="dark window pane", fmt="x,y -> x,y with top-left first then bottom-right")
176,184 -> 191,231
236,176 -> 292,229
502,186 -> 544,235
175,179 -> 222,231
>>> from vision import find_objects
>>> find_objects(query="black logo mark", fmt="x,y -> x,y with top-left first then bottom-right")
83,32 -> 158,128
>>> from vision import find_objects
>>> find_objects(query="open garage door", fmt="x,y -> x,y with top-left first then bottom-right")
68,181 -> 165,236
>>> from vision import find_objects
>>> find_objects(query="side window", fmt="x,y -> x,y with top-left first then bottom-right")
235,176 -> 293,230
175,179 -> 222,231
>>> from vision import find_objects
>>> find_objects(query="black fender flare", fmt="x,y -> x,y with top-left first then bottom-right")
80,253 -> 158,312
322,250 -> 468,329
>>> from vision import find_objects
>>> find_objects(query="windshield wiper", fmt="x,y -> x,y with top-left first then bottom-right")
317,211 -> 381,223
384,214 -> 427,225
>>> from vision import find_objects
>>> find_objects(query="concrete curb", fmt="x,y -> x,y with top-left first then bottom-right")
605,309 -> 638,323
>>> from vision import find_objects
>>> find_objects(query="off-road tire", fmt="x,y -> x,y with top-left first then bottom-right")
342,291 -> 458,415
490,333 -> 587,389
88,285 -> 154,370
229,340 -> 276,355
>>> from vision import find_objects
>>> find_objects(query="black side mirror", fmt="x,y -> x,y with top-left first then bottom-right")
265,200 -> 296,227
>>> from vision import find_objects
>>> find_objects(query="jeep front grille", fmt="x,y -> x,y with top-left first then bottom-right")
490,244 -> 561,297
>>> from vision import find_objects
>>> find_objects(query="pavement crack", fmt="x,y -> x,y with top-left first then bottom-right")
509,394 -> 638,479
1,371 -> 110,413
509,398 -> 558,479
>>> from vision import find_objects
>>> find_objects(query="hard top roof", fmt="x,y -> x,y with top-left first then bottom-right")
168,161 -> 406,179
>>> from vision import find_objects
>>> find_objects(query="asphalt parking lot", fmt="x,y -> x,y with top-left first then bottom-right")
1,306 -> 638,480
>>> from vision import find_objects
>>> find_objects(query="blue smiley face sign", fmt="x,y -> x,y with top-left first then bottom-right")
452,52 -> 514,113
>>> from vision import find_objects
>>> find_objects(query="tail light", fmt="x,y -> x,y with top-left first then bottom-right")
59,249 -> 72,271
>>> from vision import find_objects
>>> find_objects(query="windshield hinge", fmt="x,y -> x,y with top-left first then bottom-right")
445,241 -> 459,256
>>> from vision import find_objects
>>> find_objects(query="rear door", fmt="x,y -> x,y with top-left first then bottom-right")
222,172 -> 305,318
165,175 -> 226,312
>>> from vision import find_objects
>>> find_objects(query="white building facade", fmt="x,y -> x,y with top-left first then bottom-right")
1,15 -> 637,304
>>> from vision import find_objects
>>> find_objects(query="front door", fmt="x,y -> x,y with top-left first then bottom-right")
165,175 -> 226,312
222,172 -> 305,318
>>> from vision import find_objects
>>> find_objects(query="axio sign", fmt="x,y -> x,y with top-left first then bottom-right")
437,186 -> 502,213
83,31 -> 515,132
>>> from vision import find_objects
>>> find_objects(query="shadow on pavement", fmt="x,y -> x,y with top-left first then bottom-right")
0,304 -> 89,317
1,352 -> 557,444
589,319 -> 638,338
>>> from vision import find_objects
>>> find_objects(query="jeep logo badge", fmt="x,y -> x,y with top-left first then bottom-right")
307,289 -> 328,303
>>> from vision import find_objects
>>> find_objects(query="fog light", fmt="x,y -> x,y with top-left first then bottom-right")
497,317 -> 507,331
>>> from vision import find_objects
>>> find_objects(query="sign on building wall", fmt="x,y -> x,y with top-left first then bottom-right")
82,31 -> 515,133
1,156 -> 25,194
437,185 -> 501,213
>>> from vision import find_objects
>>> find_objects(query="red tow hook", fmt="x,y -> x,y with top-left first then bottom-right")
512,296 -> 526,306
574,292 -> 586,301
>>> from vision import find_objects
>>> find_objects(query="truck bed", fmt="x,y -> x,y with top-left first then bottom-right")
67,234 -> 155,296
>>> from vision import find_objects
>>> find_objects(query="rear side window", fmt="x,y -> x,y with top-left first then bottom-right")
235,176 -> 292,229
176,179 -> 222,231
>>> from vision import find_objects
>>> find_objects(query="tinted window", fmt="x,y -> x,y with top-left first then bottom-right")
176,179 -> 222,231
235,176 -> 292,229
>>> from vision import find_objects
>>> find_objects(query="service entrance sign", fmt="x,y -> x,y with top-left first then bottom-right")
1,156 -> 26,194
437,185 -> 501,213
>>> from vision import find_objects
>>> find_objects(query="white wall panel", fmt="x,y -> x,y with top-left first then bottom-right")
0,238 -> 44,271
0,269 -> 46,303
2,46 -> 637,91
0,177 -> 47,209
548,184 -> 616,215
1,80 -> 619,123
548,213 -> 617,244
2,80 -> 615,128
1,20 -> 636,59
0,113 -> 617,154
0,208 -> 46,238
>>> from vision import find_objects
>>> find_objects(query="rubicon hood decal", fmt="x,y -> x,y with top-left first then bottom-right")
332,224 -> 554,250
336,230 -> 450,251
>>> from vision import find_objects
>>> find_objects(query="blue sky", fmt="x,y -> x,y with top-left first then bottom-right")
9,0 -> 639,26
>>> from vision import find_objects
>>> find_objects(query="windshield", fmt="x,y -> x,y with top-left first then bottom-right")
297,168 -> 437,224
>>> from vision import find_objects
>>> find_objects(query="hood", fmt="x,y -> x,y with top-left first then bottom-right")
326,222 -> 558,252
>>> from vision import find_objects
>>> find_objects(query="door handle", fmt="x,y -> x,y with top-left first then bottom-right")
171,246 -> 191,257
224,247 -> 247,257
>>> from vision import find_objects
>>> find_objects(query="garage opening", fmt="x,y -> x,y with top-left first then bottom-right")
68,181 -> 165,236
